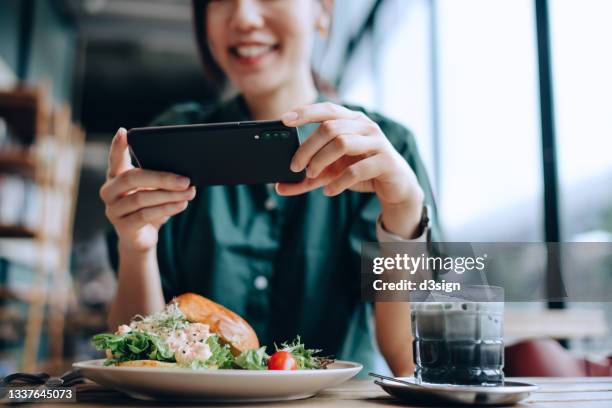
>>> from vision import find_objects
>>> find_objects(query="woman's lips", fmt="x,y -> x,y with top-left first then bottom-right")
229,44 -> 279,67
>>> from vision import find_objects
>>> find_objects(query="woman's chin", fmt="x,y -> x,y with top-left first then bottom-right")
234,77 -> 284,98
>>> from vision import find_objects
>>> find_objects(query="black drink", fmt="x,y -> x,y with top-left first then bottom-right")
411,289 -> 504,385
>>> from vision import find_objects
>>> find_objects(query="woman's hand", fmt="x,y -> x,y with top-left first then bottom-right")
277,102 -> 424,238
99,128 -> 196,253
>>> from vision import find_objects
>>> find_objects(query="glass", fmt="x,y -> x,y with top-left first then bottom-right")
411,286 -> 504,385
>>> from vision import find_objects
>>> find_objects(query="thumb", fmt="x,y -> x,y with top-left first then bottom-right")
107,128 -> 133,178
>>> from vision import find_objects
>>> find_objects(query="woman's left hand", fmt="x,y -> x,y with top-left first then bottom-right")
277,102 -> 424,236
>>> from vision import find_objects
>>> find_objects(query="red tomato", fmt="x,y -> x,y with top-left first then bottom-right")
267,351 -> 297,370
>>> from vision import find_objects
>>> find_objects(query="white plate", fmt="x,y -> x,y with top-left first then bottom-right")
73,359 -> 362,402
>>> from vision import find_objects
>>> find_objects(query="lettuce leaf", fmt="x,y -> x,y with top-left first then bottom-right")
92,331 -> 175,365
203,335 -> 233,369
275,336 -> 333,369
234,347 -> 269,370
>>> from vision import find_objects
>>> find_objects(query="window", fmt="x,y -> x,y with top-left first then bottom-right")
549,0 -> 612,354
331,0 -> 544,242
549,0 -> 612,241
435,0 -> 542,241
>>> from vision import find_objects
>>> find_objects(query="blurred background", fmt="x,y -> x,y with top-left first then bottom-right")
0,0 -> 610,375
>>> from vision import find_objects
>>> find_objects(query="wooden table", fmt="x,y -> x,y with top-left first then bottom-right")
38,377 -> 612,407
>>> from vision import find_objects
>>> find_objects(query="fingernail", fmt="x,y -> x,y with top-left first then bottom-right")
306,166 -> 314,178
290,161 -> 301,173
282,111 -> 298,122
176,175 -> 190,186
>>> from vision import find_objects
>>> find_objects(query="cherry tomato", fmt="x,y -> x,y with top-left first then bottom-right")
267,351 -> 297,370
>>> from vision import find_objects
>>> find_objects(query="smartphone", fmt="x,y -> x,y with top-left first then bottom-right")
127,120 -> 306,186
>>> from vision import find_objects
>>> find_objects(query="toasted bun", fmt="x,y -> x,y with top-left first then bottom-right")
175,293 -> 259,355
116,360 -> 178,369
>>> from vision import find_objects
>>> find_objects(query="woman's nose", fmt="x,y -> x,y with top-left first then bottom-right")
230,0 -> 265,31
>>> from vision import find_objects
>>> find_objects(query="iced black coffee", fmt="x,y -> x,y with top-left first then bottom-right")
411,286 -> 504,385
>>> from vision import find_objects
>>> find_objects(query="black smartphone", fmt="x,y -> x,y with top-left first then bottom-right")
127,120 -> 306,186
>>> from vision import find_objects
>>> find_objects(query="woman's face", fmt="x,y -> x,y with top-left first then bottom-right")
206,0 -> 325,96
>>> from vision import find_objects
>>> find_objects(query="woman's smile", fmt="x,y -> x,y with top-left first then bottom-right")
228,42 -> 280,68
205,0 -> 324,99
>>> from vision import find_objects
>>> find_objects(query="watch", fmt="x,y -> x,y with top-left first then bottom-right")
418,204 -> 431,239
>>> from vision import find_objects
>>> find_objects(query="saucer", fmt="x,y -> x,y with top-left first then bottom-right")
375,377 -> 539,406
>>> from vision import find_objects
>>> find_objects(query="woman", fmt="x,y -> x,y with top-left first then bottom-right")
100,0 -> 440,376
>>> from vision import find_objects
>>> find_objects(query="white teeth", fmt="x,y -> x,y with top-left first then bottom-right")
235,45 -> 273,58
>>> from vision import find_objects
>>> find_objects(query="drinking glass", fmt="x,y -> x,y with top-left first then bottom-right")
411,286 -> 504,385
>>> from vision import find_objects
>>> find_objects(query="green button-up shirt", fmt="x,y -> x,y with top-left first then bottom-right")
108,95 -> 440,375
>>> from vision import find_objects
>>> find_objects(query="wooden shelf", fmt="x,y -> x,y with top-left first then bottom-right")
0,149 -> 36,178
0,286 -> 63,320
0,82 -> 85,372
0,85 -> 49,145
0,285 -> 43,302
0,224 -> 37,238
0,304 -> 24,323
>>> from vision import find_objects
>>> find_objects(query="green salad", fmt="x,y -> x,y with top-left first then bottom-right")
92,303 -> 332,370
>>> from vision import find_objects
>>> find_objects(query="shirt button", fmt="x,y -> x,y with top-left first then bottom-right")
254,275 -> 269,290
264,197 -> 277,211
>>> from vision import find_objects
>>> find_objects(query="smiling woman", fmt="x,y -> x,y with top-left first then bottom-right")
102,0 -> 442,379
193,0 -> 329,102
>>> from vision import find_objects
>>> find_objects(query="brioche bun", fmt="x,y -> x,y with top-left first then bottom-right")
175,293 -> 259,356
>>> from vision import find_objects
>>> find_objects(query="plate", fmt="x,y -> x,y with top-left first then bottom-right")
73,359 -> 362,402
375,377 -> 539,406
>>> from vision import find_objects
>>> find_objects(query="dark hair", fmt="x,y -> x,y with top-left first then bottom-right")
191,0 -> 337,97
192,0 -> 227,92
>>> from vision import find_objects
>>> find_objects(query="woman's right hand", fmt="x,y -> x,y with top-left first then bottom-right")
99,128 -> 196,253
